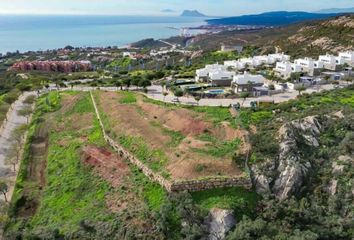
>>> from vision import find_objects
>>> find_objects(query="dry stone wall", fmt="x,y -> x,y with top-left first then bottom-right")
90,91 -> 252,192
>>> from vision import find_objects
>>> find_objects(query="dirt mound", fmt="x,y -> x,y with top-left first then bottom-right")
139,102 -> 210,136
82,145 -> 129,188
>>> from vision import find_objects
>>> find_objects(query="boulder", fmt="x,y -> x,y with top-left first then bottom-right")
205,208 -> 236,240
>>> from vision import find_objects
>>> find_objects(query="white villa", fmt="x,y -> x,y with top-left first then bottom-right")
338,51 -> 354,66
223,53 -> 291,71
195,64 -> 234,86
274,61 -> 303,79
319,54 -> 340,71
232,72 -> 266,92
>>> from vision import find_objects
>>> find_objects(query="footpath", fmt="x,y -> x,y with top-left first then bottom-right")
0,92 -> 36,202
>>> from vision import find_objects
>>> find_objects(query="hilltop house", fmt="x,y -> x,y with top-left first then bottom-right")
195,64 -> 234,86
319,54 -> 342,71
224,60 -> 246,71
232,72 -> 265,92
268,53 -> 291,63
294,58 -> 323,76
274,61 -> 302,79
338,51 -> 354,67
221,44 -> 243,53
209,71 -> 234,86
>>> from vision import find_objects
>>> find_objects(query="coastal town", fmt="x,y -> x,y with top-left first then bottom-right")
0,5 -> 353,240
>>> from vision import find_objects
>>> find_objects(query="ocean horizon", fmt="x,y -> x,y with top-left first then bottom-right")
0,15 -> 207,54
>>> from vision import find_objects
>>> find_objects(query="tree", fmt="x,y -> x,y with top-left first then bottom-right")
174,88 -> 184,98
11,124 -> 27,146
131,77 -> 141,89
240,92 -> 250,106
114,80 -> 122,91
163,92 -> 168,102
295,85 -> 306,96
138,79 -> 151,90
5,144 -> 21,172
122,78 -> 131,90
194,96 -> 201,106
0,181 -> 8,202
18,106 -> 33,124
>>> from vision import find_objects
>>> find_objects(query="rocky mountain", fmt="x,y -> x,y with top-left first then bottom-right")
271,15 -> 354,57
207,11 -> 340,26
181,10 -> 206,17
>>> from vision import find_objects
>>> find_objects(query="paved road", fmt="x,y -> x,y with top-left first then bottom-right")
0,92 -> 35,201
146,84 -> 337,107
55,83 -> 337,107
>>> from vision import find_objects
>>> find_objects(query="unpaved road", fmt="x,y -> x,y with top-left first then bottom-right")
0,92 -> 35,201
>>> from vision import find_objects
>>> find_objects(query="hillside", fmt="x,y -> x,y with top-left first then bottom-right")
154,14 -> 354,58
271,15 -> 354,57
207,11 -> 340,26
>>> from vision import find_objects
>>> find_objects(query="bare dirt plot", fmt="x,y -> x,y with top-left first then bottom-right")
82,145 -> 129,188
96,91 -> 244,180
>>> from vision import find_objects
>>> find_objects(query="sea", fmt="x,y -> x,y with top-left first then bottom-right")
0,15 -> 207,54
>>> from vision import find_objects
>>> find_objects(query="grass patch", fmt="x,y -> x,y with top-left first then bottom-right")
191,187 -> 261,217
194,134 -> 241,158
117,134 -> 170,177
150,120 -> 185,147
119,91 -> 137,104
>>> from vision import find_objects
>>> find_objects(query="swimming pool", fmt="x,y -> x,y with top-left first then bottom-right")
205,89 -> 226,94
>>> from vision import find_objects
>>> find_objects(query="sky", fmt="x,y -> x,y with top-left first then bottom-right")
0,0 -> 353,16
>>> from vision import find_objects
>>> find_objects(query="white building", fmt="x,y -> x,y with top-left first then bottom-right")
275,62 -> 293,79
196,64 -> 234,86
209,70 -> 234,86
268,53 -> 291,63
338,51 -> 354,66
224,60 -> 246,70
196,64 -> 228,82
232,72 -> 266,92
319,54 -> 338,70
253,55 -> 272,66
294,58 -> 323,76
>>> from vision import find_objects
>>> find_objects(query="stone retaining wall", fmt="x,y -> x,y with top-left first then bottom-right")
89,91 -> 252,192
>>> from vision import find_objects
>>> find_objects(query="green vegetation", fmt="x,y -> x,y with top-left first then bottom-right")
150,120 -> 185,147
117,134 -> 170,176
118,91 -> 137,104
228,87 -> 354,239
195,134 -> 241,158
192,187 -> 260,217
6,92 -> 167,239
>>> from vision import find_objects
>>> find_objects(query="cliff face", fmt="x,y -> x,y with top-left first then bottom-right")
251,116 -> 322,200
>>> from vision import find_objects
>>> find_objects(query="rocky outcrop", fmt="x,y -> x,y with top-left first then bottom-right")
252,116 -> 322,200
204,208 -> 236,240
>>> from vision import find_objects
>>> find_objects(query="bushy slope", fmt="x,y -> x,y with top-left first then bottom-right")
207,11 -> 340,26
272,15 -> 354,58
